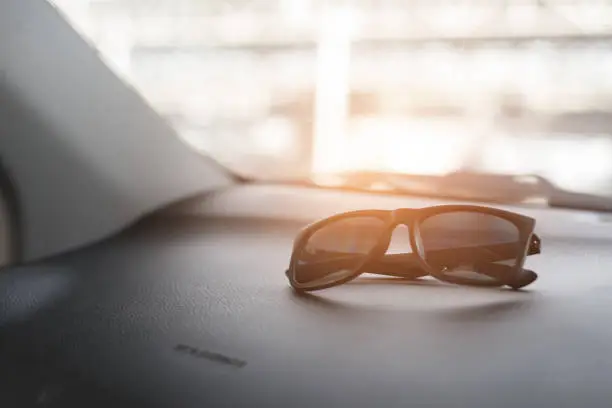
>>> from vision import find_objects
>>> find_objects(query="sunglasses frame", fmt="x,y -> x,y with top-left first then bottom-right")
287,204 -> 539,292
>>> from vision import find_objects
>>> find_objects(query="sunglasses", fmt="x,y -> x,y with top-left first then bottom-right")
286,205 -> 541,291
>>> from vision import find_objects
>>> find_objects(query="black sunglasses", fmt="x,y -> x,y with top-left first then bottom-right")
286,205 -> 541,292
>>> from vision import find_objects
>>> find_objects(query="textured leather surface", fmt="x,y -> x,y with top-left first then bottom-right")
3,187 -> 612,407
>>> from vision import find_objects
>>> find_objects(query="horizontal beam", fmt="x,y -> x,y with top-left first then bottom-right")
133,32 -> 612,55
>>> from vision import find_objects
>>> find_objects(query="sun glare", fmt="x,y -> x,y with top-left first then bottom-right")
312,6 -> 477,177
344,117 -> 469,175
312,5 -> 354,174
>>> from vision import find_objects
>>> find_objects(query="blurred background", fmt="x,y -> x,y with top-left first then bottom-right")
50,0 -> 612,196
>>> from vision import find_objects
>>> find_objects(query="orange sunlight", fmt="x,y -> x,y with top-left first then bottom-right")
312,5 -> 475,177
345,117 -> 471,174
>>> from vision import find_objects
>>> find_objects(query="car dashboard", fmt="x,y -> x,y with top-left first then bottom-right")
2,184 -> 612,407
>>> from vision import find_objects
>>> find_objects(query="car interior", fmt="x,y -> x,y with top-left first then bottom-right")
4,1 -> 612,407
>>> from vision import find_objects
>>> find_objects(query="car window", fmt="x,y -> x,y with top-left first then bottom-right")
49,0 -> 612,201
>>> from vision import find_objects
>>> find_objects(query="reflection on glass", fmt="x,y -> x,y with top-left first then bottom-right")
417,212 -> 520,281
294,216 -> 385,286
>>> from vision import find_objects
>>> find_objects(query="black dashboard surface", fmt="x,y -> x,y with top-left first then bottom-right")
3,185 -> 612,407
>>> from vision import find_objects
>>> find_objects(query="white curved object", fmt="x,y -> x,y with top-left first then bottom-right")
0,0 -> 232,262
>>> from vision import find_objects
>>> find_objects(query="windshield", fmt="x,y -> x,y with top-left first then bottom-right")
50,0 -> 612,202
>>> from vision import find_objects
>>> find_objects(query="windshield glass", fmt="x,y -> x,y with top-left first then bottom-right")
50,0 -> 612,201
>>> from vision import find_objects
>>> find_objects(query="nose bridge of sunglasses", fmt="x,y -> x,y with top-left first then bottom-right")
391,208 -> 416,222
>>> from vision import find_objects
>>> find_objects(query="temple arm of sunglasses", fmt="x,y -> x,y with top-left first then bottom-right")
293,241 -> 536,283
365,255 -> 535,288
365,253 -> 428,279
293,253 -> 428,281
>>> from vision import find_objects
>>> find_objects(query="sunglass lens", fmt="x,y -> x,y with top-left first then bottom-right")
415,211 -> 521,285
293,216 -> 386,288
